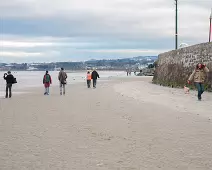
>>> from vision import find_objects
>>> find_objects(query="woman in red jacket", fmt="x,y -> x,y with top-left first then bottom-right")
43,71 -> 52,95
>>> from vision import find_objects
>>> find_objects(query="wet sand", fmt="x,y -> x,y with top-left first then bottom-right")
0,77 -> 212,170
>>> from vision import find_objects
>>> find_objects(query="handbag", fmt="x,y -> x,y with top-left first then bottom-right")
12,77 -> 17,84
62,80 -> 67,85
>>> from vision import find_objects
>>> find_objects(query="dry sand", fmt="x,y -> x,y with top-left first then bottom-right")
0,77 -> 212,170
114,77 -> 212,120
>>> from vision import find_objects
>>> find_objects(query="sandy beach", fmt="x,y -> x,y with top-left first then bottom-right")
0,76 -> 212,170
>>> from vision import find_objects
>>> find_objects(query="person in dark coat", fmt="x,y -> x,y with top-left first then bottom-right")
91,70 -> 100,88
58,68 -> 67,95
3,71 -> 14,98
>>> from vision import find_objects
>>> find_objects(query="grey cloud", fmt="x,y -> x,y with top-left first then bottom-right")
0,0 -> 211,62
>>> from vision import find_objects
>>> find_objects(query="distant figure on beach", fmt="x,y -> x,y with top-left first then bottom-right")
3,71 -> 15,98
91,69 -> 100,88
188,63 -> 209,101
58,68 -> 68,95
87,71 -> 92,88
126,69 -> 131,76
43,71 -> 52,95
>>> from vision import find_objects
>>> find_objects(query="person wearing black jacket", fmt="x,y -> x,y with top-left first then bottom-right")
3,71 -> 14,98
91,70 -> 100,88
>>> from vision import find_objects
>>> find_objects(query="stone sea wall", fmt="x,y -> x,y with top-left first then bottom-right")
153,42 -> 212,91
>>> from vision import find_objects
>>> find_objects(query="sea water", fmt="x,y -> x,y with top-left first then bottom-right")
0,71 -> 126,97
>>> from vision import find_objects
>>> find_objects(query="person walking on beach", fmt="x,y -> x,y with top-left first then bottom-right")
87,71 -> 92,88
3,71 -> 15,98
58,68 -> 67,95
43,71 -> 52,95
126,70 -> 129,76
91,69 -> 100,88
188,63 -> 209,101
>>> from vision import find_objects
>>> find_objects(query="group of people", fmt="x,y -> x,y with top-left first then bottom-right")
126,70 -> 137,76
42,68 -> 100,95
3,68 -> 100,98
3,64 -> 209,101
43,68 -> 67,95
86,70 -> 100,88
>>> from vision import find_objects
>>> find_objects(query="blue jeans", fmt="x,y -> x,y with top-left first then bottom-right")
195,83 -> 204,100
60,83 -> 66,95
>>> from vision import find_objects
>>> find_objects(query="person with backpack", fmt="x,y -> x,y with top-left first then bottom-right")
43,71 -> 52,95
91,69 -> 100,88
188,63 -> 209,101
58,68 -> 67,95
3,71 -> 15,98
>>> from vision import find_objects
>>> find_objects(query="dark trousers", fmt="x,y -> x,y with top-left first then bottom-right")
195,83 -> 204,100
87,80 -> 91,88
93,79 -> 97,88
6,84 -> 12,98
60,83 -> 66,95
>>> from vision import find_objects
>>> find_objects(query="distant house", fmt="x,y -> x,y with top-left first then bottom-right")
179,43 -> 189,48
54,66 -> 60,71
5,64 -> 14,67
27,67 -> 38,71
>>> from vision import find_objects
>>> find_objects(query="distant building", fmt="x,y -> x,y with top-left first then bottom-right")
54,66 -> 60,71
27,67 -> 38,71
179,43 -> 189,48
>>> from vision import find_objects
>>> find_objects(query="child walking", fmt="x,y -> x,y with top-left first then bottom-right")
43,71 -> 52,95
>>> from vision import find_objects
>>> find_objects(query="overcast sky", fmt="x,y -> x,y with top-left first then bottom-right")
0,0 -> 211,63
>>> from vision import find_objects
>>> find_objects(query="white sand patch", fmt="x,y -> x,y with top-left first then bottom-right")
114,80 -> 212,119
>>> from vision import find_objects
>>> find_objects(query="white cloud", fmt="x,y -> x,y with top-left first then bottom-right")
0,50 -> 60,58
1,41 -> 54,48
0,51 -> 43,57
0,40 -> 94,48
80,49 -> 168,54
1,0 -> 210,41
